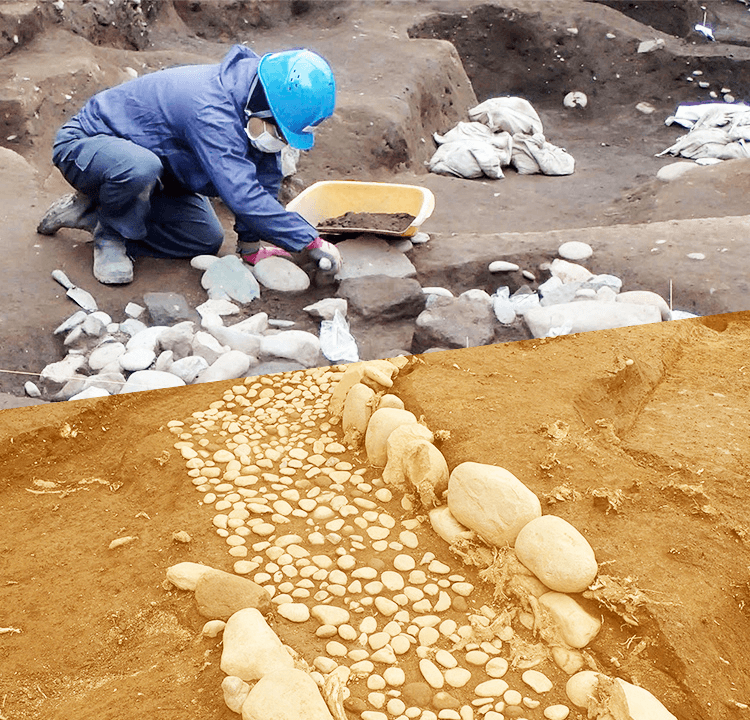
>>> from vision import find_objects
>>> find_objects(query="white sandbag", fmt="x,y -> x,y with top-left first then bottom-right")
469,96 -> 544,135
434,121 -> 508,149
428,139 -> 508,179
657,127 -> 750,160
511,133 -> 576,175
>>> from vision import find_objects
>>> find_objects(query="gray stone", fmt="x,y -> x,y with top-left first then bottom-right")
196,298 -> 240,319
158,321 -> 196,360
252,256 -> 311,292
119,370 -> 185,394
62,326 -> 85,348
241,668 -> 334,720
221,608 -> 294,681
81,314 -> 106,337
523,301 -> 662,339
88,341 -> 126,371
459,288 -> 493,307
40,354 -> 87,386
246,360 -> 307,377
124,302 -> 145,318
82,371 -> 127,394
125,326 -> 169,353
335,236 -> 417,281
206,324 -> 262,356
414,297 -> 495,351
54,310 -> 87,335
201,254 -> 261,303
119,348 -> 156,372
580,274 -> 622,293
228,312 -> 269,335
166,561 -> 212,590
120,318 -> 148,337
169,355 -> 210,384
558,241 -> 593,261
191,254 -> 221,271
195,350 -> 253,384
69,387 -> 110,401
153,350 -> 174,372
549,259 -> 593,284
24,381 -> 41,398
489,260 -> 520,273
304,297 -> 348,321
222,676 -> 251,714
194,568 -> 271,621
338,275 -> 425,320
259,331 -> 323,367
492,292 -> 517,325
538,277 -> 582,307
143,292 -> 198,325
192,331 -> 230,364
656,161 -> 699,183
616,290 -> 672,321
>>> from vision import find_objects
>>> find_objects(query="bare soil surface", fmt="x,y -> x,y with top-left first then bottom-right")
1,3 -> 750,719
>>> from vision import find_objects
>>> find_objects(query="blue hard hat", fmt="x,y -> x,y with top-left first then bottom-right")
257,49 -> 336,151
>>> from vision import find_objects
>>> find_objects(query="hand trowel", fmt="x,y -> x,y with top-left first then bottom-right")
51,269 -> 98,312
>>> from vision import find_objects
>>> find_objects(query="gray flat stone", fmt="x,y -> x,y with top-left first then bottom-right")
143,292 -> 198,325
414,297 -> 496,351
338,275 -> 425,320
201,255 -> 261,304
335,236 -> 417,281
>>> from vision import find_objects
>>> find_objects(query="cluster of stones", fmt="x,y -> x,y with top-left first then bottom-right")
162,358 -> 677,720
479,250 -> 679,342
32,289 -> 347,402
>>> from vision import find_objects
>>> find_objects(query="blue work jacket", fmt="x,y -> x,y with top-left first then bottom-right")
73,44 -> 318,251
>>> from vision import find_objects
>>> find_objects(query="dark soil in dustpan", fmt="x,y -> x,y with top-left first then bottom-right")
317,211 -> 416,234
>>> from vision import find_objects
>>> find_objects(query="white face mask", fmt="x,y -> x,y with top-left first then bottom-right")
245,116 -> 287,154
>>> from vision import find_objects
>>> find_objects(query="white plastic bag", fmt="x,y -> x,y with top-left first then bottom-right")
469,97 -> 544,136
319,310 -> 359,363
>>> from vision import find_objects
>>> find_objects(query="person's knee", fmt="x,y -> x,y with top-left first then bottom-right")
110,152 -> 163,195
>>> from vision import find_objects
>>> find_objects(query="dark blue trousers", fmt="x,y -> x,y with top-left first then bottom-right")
52,119 -> 224,258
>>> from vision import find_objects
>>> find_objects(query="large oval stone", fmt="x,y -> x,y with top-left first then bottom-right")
514,514 -> 597,593
221,608 -> 294,681
539,592 -> 601,648
195,569 -> 271,620
447,462 -> 541,547
364,408 -> 417,467
252,255 -> 311,292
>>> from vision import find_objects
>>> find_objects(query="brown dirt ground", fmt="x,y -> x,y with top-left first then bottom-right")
3,312 -> 750,720
1,2 -> 750,719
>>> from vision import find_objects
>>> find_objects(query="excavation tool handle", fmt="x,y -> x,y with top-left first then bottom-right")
51,269 -> 75,290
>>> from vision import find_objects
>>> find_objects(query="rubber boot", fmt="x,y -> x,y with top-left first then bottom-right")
92,226 -> 133,285
37,192 -> 97,235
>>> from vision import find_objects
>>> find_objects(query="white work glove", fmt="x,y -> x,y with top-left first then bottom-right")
306,237 -> 342,274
